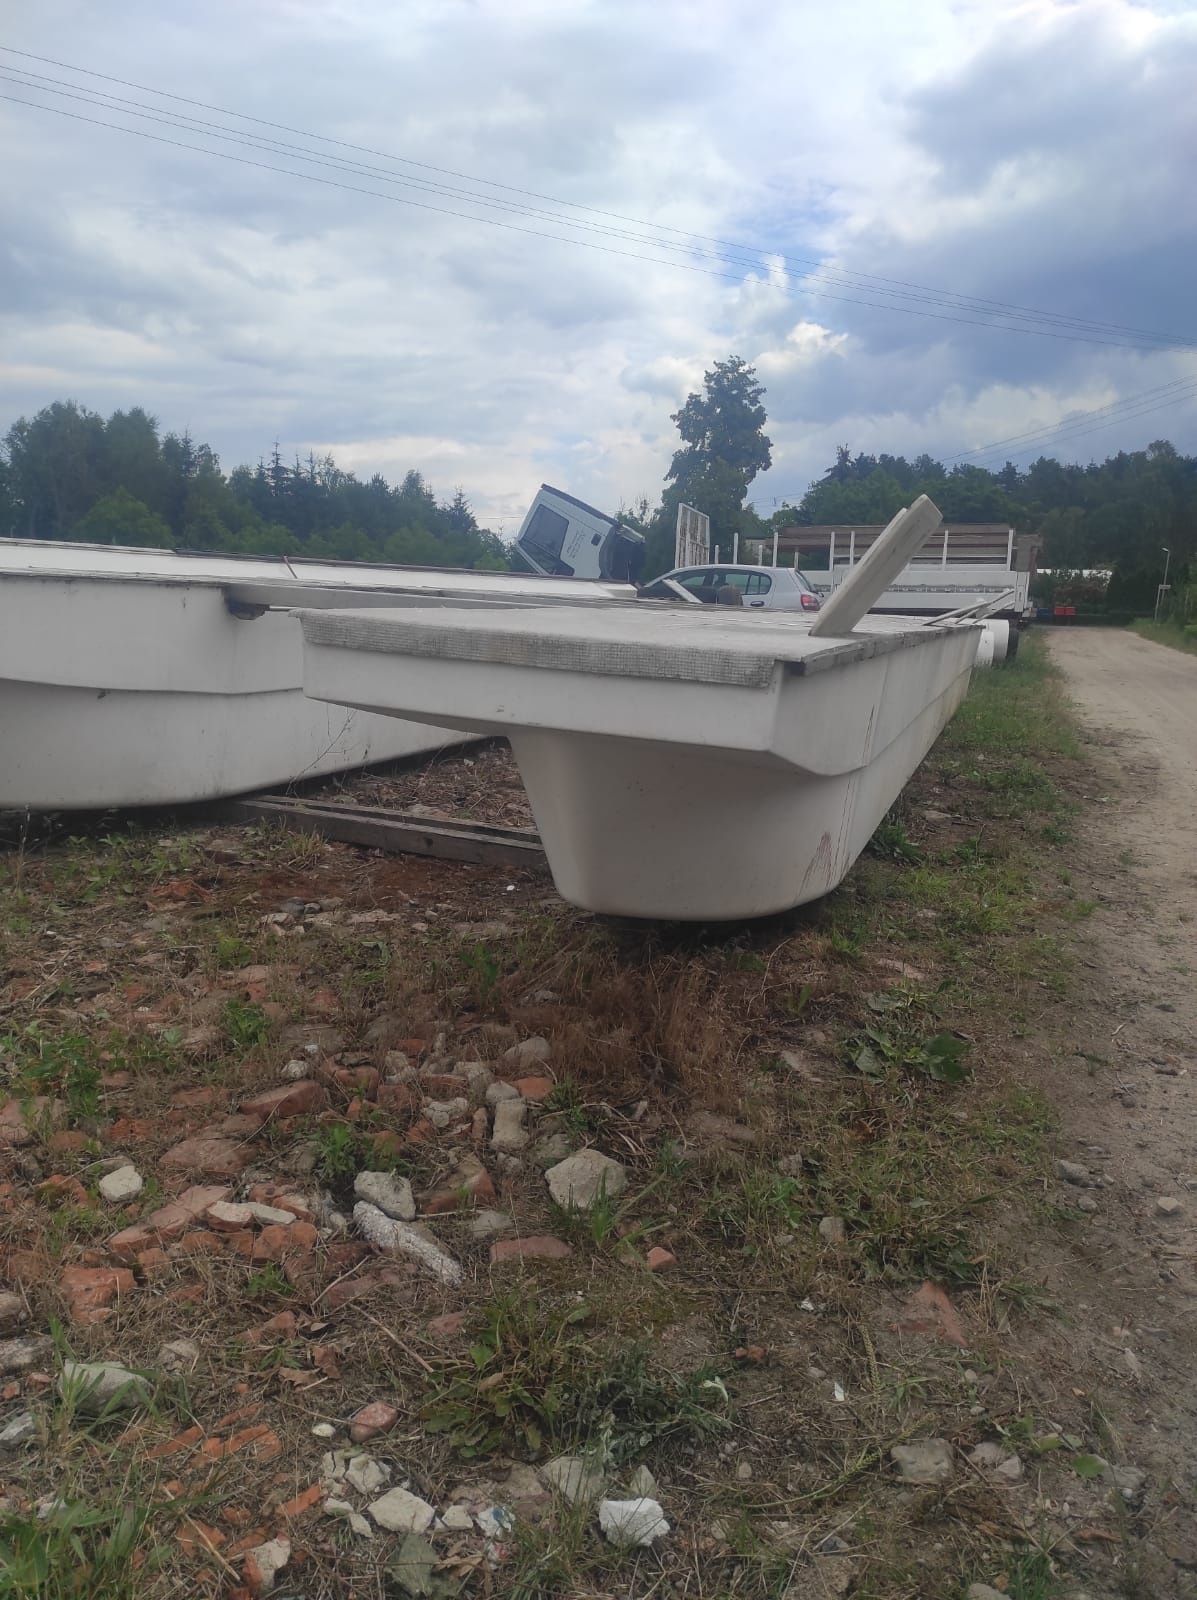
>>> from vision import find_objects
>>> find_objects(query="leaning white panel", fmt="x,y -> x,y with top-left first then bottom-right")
298,603 -> 981,921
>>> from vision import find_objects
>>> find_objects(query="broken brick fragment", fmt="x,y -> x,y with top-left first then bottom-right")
59,1264 -> 136,1324
489,1235 -> 572,1264
240,1081 -> 326,1122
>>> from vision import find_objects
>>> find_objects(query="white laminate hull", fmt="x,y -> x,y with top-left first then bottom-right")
299,603 -> 981,921
0,538 -> 640,810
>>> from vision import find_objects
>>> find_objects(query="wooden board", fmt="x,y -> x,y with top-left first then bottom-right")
227,794 -> 545,869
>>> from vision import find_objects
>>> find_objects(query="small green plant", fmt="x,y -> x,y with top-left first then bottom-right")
313,1121 -> 364,1183
3,1025 -> 101,1123
222,999 -> 269,1048
422,1295 -> 729,1464
0,1498 -> 163,1599
213,933 -> 254,968
244,1263 -> 293,1300
847,1024 -> 971,1085
460,941 -> 501,1007
869,815 -> 922,863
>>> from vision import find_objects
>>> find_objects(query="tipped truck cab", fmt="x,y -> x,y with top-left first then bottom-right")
515,485 -> 646,584
639,564 -> 822,611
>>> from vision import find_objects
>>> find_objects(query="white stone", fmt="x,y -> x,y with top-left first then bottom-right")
312,1422 -> 337,1440
490,1098 -> 529,1153
968,1441 -> 1023,1481
245,1202 -> 297,1227
354,1170 -> 416,1221
439,1504 -> 475,1532
967,1586 -> 1009,1600
426,1098 -> 469,1130
61,1361 -> 151,1416
157,1339 -> 200,1374
546,1149 -> 628,1210
97,1165 -> 143,1204
468,1209 -> 514,1239
598,1496 -> 669,1546
245,1535 -> 291,1593
282,1059 -> 310,1080
485,1080 -> 521,1107
1156,1196 -> 1182,1216
891,1440 -> 954,1484
542,1455 -> 606,1504
353,1203 -> 463,1286
626,1465 -> 658,1499
324,1498 -> 373,1538
818,1216 -> 846,1246
346,1453 -> 391,1495
502,1036 -> 551,1067
0,1411 -> 36,1447
368,1486 -> 436,1534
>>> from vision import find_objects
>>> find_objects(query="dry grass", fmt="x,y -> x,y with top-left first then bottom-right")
1,639 -> 1140,1600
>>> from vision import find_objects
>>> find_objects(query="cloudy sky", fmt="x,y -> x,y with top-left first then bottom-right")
2,0 -> 1195,531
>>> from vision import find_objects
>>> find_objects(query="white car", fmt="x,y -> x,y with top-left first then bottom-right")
639,563 -> 822,611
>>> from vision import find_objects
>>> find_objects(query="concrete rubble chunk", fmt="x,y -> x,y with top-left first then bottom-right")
502,1035 -> 551,1068
0,1292 -> 28,1335
354,1202 -> 463,1286
439,1504 -> 475,1531
485,1080 -> 520,1106
542,1454 -> 606,1504
0,1411 -> 37,1449
891,1439 -> 954,1484
0,1336 -> 53,1377
598,1496 -> 670,1546
243,1534 -> 291,1596
468,1208 -> 514,1239
97,1165 -> 143,1204
967,1440 -> 1023,1481
245,1201 -> 298,1227
546,1150 -> 628,1211
1109,1463 -> 1147,1504
368,1485 -> 436,1534
490,1098 -> 529,1153
61,1360 -> 152,1416
157,1339 -> 201,1374
1056,1160 -> 1091,1186
324,1497 -> 373,1537
346,1453 -> 391,1495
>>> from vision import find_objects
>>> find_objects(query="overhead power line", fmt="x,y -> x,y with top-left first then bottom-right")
946,375 -> 1197,462
0,84 -> 1183,355
0,43 -> 1192,353
743,374 -> 1197,505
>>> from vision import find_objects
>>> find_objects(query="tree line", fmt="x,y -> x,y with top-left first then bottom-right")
3,381 -> 1194,605
0,401 -> 508,569
631,359 -> 1195,603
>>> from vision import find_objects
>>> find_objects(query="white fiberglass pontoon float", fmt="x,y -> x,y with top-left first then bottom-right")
299,498 -> 983,921
0,539 -> 634,810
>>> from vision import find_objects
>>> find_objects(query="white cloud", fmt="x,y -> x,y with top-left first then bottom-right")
0,0 -> 1193,528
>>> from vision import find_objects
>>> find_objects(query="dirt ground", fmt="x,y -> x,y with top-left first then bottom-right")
1037,629 -> 1197,1587
2,630 -> 1196,1600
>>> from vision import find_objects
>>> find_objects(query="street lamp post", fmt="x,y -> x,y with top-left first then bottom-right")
1155,545 -> 1171,623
